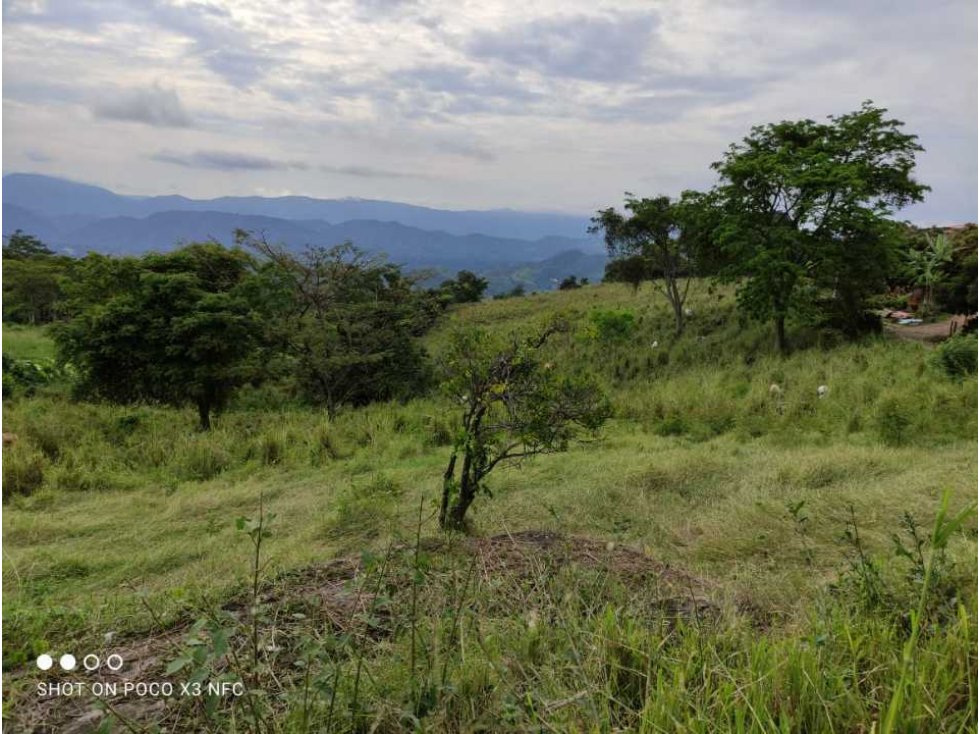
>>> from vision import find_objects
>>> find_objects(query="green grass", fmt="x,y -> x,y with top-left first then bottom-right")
2,283 -> 976,731
2,323 -> 57,361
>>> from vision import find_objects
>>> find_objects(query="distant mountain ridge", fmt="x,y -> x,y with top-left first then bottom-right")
2,174 -> 606,291
2,173 -> 594,240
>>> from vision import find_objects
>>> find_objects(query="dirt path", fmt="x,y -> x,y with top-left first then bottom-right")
883,318 -> 955,345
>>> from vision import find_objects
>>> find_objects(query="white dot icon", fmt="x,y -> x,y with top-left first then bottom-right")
106,654 -> 124,672
83,654 -> 101,671
36,654 -> 53,671
59,654 -> 77,671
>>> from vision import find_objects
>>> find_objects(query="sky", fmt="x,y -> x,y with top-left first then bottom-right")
2,0 -> 977,223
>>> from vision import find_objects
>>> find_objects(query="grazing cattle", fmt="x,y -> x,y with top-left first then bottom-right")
3,432 -> 18,448
817,385 -> 829,398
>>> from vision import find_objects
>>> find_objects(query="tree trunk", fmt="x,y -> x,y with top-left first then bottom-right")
439,453 -> 457,529
774,314 -> 788,355
448,478 -> 476,530
445,472 -> 477,531
670,286 -> 685,336
197,399 -> 212,431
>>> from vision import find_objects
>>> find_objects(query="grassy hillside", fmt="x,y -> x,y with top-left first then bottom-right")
3,282 -> 976,732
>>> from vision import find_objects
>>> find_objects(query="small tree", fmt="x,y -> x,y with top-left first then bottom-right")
55,243 -> 264,430
441,270 -> 488,304
3,230 -> 55,259
590,193 -> 704,335
905,232 -> 953,315
248,235 -> 432,417
438,322 -> 610,530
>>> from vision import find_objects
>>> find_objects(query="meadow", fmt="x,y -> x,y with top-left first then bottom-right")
2,282 -> 976,732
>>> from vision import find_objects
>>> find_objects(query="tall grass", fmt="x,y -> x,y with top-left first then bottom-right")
1,283 -> 975,731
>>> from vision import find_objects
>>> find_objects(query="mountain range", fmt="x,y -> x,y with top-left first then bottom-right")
2,174 -> 606,292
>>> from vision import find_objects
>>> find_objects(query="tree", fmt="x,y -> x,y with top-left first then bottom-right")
711,101 -> 928,352
3,230 -> 55,259
603,255 -> 649,291
905,232 -> 953,314
247,236 -> 432,417
438,321 -> 610,530
558,275 -> 583,290
935,225 -> 979,315
2,231 -> 71,324
590,192 -> 706,335
440,270 -> 488,304
2,258 -> 67,324
55,243 -> 264,430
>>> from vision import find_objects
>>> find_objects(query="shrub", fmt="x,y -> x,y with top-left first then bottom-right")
588,309 -> 636,342
875,396 -> 913,446
933,334 -> 977,379
3,446 -> 46,500
258,431 -> 286,466
654,414 -> 688,437
309,424 -> 341,465
177,440 -> 231,481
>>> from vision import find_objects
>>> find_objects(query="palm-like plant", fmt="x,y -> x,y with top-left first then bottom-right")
905,233 -> 953,314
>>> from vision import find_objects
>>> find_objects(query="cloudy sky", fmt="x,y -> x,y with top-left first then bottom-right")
3,0 -> 976,222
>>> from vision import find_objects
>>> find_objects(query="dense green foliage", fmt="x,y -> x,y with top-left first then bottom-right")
2,231 -> 71,324
54,244 -> 266,429
247,237 -> 434,418
711,102 -> 928,351
933,334 -> 978,378
436,269 -> 489,304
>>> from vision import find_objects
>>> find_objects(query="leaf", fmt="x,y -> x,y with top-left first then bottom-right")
165,656 -> 190,674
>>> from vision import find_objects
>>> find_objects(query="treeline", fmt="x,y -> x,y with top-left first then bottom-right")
596,102 -> 978,350
2,230 -> 488,428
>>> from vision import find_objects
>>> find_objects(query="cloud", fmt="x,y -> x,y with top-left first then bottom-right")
93,85 -> 193,128
151,150 -> 309,171
151,151 -> 426,179
4,0 -> 276,88
2,0 -> 975,222
465,12 -> 660,82
320,164 -> 428,179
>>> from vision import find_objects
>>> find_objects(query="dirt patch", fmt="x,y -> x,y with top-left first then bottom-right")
467,530 -> 717,617
6,531 -> 713,733
883,318 -> 956,344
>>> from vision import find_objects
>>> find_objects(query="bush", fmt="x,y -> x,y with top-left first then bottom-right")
875,396 -> 914,446
3,446 -> 46,500
588,309 -> 636,342
177,440 -> 231,481
933,335 -> 977,379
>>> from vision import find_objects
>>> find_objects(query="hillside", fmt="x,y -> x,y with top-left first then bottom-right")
2,282 -> 976,732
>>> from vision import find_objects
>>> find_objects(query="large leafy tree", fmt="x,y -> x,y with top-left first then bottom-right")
591,192 -> 712,335
55,243 -> 265,429
711,101 -> 928,351
2,231 -> 71,324
438,322 -> 610,530
248,235 -> 432,417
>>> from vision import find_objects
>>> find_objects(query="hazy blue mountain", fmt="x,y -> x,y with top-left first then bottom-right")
2,204 -> 65,243
483,249 -> 608,294
3,173 -> 595,241
1,205 -> 598,269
